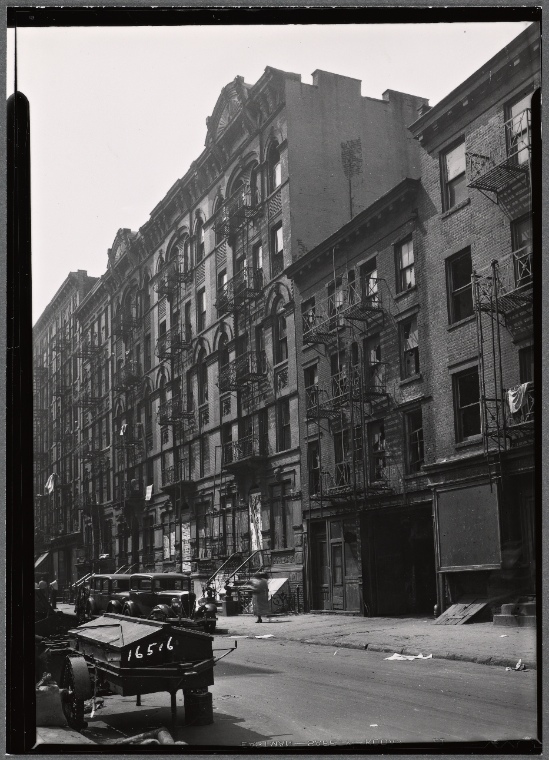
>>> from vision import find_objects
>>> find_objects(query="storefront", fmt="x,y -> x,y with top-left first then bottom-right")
309,515 -> 362,612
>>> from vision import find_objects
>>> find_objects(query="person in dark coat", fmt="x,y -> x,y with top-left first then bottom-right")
249,572 -> 270,623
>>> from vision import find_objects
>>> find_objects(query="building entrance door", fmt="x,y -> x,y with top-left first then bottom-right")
311,525 -> 330,609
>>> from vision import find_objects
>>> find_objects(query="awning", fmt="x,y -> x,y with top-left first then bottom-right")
34,552 -> 50,570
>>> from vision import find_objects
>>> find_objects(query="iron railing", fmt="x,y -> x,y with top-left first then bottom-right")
213,185 -> 260,239
474,246 -> 533,316
161,459 -> 193,487
113,361 -> 142,391
157,396 -> 195,426
216,267 -> 263,314
223,435 -> 267,467
75,335 -> 102,359
218,351 -> 267,393
156,325 -> 193,359
112,309 -> 140,337
154,258 -> 192,296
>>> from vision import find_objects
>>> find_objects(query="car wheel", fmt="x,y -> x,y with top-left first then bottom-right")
122,604 -> 139,618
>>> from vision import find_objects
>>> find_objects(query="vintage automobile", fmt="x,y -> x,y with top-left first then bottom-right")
122,573 -> 217,633
80,573 -> 132,620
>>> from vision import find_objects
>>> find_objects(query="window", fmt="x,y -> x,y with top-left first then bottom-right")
396,237 -> 415,292
308,441 -> 321,495
184,301 -> 192,342
274,301 -> 288,364
197,288 -> 206,332
447,248 -> 474,324
330,350 -> 345,398
183,237 -> 191,272
453,367 -> 481,442
405,409 -> 424,473
197,349 -> 208,405
217,268 -> 227,294
304,364 -> 318,410
368,421 -> 386,481
506,90 -> 532,165
301,297 -> 316,333
328,277 -> 345,330
271,223 -> 284,277
270,481 -> 293,550
277,399 -> 291,451
442,139 -> 467,210
519,345 -> 534,384
361,259 -> 378,305
400,315 -> 419,379
267,142 -> 282,193
511,215 -> 533,288
144,334 -> 152,372
364,334 -> 384,392
195,221 -> 205,263
334,430 -> 351,487
222,424 -> 233,464
252,241 -> 263,272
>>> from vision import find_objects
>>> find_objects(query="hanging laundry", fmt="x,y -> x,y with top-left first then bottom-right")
120,424 -> 128,436
507,383 -> 529,414
44,473 -> 58,494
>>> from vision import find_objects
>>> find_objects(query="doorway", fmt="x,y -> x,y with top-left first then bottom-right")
310,517 -> 362,612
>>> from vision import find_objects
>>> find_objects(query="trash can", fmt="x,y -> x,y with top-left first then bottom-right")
221,599 -> 239,616
184,689 -> 213,726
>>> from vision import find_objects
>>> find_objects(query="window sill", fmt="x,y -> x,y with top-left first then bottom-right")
447,314 -> 476,332
394,286 -> 418,301
455,435 -> 482,450
399,373 -> 422,386
440,197 -> 470,220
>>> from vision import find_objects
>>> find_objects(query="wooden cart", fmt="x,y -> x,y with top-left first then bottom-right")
59,613 -> 235,731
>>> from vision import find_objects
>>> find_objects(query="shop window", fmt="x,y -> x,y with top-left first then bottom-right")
276,399 -> 291,452
396,237 -> 415,292
441,138 -> 467,210
446,248 -> 473,324
405,408 -> 424,473
400,315 -> 420,379
453,367 -> 481,442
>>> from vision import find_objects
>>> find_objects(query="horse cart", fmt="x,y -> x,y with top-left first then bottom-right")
55,613 -> 235,732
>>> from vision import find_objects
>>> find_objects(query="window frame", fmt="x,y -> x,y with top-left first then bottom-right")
453,366 -> 481,442
395,236 -> 415,293
441,138 -> 467,211
276,398 -> 291,452
405,408 -> 424,474
399,314 -> 420,379
446,247 -> 474,325
196,288 -> 207,332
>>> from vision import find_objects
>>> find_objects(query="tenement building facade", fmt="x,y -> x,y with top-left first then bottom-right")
33,66 -> 426,601
287,24 -> 538,615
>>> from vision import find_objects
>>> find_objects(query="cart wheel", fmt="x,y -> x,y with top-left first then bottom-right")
61,656 -> 92,730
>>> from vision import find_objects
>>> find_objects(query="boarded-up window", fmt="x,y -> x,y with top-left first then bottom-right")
437,484 -> 501,571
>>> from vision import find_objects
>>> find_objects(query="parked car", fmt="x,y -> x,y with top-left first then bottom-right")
81,573 -> 132,620
122,573 -> 217,633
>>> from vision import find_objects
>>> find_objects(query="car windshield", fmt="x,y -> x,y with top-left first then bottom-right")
154,578 -> 188,591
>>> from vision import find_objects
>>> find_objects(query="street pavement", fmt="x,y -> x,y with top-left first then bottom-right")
44,607 -> 538,746
75,638 -> 538,746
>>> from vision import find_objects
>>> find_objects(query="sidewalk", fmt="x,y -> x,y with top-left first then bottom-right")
55,604 -> 537,670
218,612 -> 537,670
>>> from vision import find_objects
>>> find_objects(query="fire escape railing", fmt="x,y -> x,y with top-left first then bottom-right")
218,351 -> 267,393
113,361 -> 142,391
223,434 -> 267,467
157,395 -> 195,426
156,324 -> 193,360
216,267 -> 264,315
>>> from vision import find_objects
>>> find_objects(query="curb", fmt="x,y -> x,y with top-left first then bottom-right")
227,631 -> 536,671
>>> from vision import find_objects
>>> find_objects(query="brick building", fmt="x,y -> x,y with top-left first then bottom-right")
287,24 -> 539,616
33,66 -> 426,601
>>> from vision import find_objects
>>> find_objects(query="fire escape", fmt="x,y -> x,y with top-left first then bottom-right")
201,182 -> 269,575
303,272 -> 421,513
468,107 -> 534,482
33,357 -> 50,554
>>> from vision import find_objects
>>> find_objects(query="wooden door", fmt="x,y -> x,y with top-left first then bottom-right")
331,543 -> 344,610
312,532 -> 330,609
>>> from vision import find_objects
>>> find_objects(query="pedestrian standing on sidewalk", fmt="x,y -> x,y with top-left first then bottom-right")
249,572 -> 270,623
49,578 -> 58,608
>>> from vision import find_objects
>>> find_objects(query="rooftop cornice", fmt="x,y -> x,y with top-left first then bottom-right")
33,271 -> 97,334
409,24 -> 540,144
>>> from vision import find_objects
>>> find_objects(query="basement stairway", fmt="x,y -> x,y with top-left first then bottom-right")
493,598 -> 536,628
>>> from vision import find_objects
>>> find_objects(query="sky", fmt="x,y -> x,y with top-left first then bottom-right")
6,21 -> 533,321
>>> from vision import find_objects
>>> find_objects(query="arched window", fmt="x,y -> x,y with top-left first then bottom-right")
197,348 -> 208,406
273,299 -> 288,364
195,220 -> 205,263
267,142 -> 282,194
250,165 -> 261,206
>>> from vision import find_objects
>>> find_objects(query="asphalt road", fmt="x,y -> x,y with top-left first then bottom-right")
84,637 -> 538,747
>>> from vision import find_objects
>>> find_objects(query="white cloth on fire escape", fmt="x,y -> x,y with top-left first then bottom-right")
44,473 -> 58,494
120,424 -> 128,436
507,383 -> 530,414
